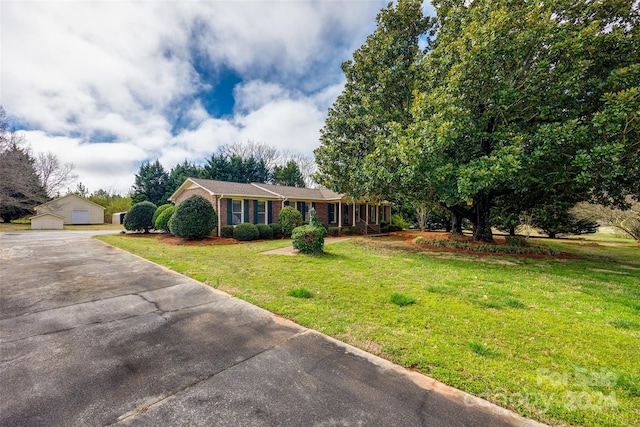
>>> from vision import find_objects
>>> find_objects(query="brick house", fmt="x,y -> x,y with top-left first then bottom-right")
169,178 -> 391,236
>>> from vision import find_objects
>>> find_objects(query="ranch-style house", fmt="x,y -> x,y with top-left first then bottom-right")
169,178 -> 391,236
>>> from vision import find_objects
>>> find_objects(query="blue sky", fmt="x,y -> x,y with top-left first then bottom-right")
5,0 -> 440,194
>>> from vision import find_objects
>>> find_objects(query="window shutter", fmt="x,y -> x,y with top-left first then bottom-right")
253,200 -> 258,224
301,202 -> 307,220
227,199 -> 232,225
268,201 -> 273,224
328,203 -> 334,222
243,199 -> 249,223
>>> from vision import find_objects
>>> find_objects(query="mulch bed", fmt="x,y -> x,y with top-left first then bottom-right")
388,231 -> 577,259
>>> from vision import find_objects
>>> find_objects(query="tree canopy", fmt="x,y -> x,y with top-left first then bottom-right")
314,0 -> 432,200
273,160 -> 306,187
131,160 -> 170,206
315,0 -> 639,242
0,107 -> 49,222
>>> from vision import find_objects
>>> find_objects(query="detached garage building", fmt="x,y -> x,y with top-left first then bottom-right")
34,194 -> 104,225
30,213 -> 65,230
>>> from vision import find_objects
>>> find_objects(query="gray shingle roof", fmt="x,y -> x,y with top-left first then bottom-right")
251,183 -> 343,200
175,178 -> 389,204
189,178 -> 276,198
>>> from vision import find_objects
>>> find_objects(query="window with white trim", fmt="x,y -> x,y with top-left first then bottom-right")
257,201 -> 266,224
232,199 -> 243,225
328,203 -> 337,223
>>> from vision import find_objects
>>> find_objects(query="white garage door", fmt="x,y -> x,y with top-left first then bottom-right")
71,210 -> 90,224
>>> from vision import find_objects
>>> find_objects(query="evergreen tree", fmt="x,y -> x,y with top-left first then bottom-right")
273,160 -> 306,187
167,160 -> 202,196
0,107 -> 48,222
131,160 -> 170,206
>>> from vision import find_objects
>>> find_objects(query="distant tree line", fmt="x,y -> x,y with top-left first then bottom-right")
131,141 -> 313,207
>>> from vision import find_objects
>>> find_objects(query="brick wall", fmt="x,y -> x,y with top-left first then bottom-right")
270,201 -> 283,224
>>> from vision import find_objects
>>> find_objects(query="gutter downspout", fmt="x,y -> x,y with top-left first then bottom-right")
218,195 -> 223,237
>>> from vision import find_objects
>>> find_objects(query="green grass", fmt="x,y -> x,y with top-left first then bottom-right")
287,287 -> 313,299
98,232 -> 640,427
390,292 -> 416,306
468,340 -> 499,357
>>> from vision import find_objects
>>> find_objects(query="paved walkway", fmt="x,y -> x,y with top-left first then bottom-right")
0,231 -> 545,426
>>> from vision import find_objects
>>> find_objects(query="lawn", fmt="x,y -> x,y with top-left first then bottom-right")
98,232 -> 639,427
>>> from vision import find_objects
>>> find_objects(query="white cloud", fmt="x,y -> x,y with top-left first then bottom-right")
1,0 -> 393,194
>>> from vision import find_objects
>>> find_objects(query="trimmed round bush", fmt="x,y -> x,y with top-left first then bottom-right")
292,225 -> 325,254
220,225 -> 235,238
233,223 -> 259,241
278,206 -> 303,237
291,208 -> 325,254
170,195 -> 217,240
269,222 -> 283,237
152,204 -> 174,226
154,205 -> 176,233
124,201 -> 157,233
256,223 -> 274,239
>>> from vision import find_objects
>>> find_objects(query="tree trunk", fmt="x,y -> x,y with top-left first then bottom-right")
472,192 -> 493,242
450,210 -> 463,235
509,225 -> 516,236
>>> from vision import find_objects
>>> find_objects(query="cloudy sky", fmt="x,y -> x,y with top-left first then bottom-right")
2,0 -> 428,195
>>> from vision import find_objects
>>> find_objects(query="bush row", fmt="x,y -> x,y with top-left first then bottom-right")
412,236 -> 560,255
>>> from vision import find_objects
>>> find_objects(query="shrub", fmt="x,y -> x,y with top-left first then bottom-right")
152,204 -> 174,226
220,225 -> 235,238
292,225 -> 326,253
278,206 -> 303,237
286,287 -> 313,298
505,235 -> 528,247
342,226 -> 361,235
154,205 -> 176,233
233,223 -> 259,241
123,201 -> 157,233
256,223 -> 274,239
327,226 -> 340,237
390,293 -> 416,306
170,195 -> 217,240
291,225 -> 324,254
269,222 -> 283,237
390,214 -> 409,230
292,208 -> 326,254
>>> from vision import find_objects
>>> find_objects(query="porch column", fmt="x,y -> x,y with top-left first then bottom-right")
365,203 -> 369,226
338,202 -> 342,228
352,203 -> 356,225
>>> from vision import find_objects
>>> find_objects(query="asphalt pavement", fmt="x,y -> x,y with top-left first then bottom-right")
0,230 -> 545,426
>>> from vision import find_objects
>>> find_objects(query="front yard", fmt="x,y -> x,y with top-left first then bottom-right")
98,232 -> 639,427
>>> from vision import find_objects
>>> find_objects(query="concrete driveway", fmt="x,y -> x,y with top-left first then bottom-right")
0,231 -> 544,427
